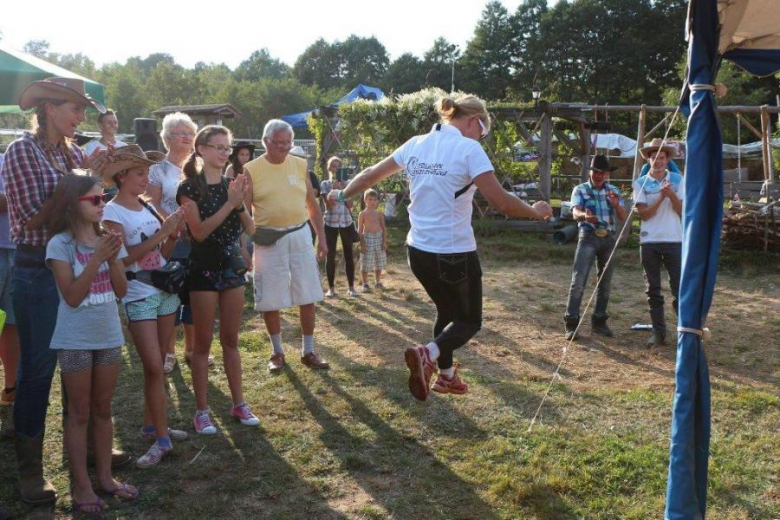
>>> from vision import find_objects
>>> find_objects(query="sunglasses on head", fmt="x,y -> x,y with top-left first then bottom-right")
78,194 -> 111,206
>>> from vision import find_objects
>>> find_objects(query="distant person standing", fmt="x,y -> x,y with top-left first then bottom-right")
83,109 -> 127,155
634,139 -> 684,348
225,142 -> 255,180
146,112 -> 201,371
244,120 -> 330,373
563,155 -> 627,340
320,156 -> 358,297
357,189 -> 387,292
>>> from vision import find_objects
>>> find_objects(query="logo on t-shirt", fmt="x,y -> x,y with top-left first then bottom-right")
138,231 -> 163,270
407,157 -> 447,178
74,251 -> 116,306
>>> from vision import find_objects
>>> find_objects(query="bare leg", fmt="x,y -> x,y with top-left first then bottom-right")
62,366 -> 101,508
300,304 -> 315,336
90,361 -> 122,490
218,287 -> 246,404
263,310 -> 281,336
375,270 -> 382,284
127,321 -> 168,437
189,291 -> 218,411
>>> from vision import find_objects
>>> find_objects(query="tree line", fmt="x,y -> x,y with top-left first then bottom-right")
4,0 -> 778,139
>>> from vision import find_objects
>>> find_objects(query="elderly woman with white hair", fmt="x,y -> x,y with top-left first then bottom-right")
145,113 -> 208,371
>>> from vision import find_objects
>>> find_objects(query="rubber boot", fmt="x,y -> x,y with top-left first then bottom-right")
591,316 -> 614,337
564,317 -> 580,341
15,433 -> 57,505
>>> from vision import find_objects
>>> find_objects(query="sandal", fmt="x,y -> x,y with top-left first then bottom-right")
73,497 -> 108,514
163,353 -> 177,374
99,483 -> 139,502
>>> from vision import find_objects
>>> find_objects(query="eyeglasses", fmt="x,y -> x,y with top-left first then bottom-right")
477,118 -> 489,140
78,194 -> 111,206
203,144 -> 233,154
268,138 -> 292,149
170,132 -> 195,139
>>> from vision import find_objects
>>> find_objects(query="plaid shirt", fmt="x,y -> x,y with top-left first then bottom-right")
570,181 -> 624,231
319,179 -> 354,228
1,132 -> 84,245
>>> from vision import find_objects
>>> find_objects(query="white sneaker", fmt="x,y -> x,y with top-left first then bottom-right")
348,288 -> 359,297
325,289 -> 337,298
136,441 -> 171,469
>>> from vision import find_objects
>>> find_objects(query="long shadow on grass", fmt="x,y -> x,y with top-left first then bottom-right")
287,368 -> 500,520
321,299 -> 562,422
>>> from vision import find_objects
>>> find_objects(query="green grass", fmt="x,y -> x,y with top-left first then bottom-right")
0,222 -> 778,518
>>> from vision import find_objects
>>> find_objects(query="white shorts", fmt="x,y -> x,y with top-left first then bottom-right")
253,225 -> 324,311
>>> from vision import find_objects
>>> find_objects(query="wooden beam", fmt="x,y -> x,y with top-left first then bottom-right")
739,114 -> 764,141
644,112 -> 672,140
538,114 -> 553,202
633,105 -> 647,181
761,106 -> 775,186
516,121 -> 536,148
554,129 -> 579,152
579,123 -> 591,183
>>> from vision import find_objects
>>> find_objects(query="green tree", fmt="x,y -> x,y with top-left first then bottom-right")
459,1 -> 516,99
509,0 -> 548,99
422,37 -> 460,91
338,35 -> 389,86
293,38 -> 342,89
382,53 -> 425,94
235,49 -> 290,82
22,40 -> 50,58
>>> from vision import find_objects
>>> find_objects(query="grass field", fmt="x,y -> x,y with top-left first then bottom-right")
1,222 -> 778,519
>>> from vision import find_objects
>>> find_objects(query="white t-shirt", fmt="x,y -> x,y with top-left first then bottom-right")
633,170 -> 685,243
103,201 -> 166,303
83,139 -> 128,156
148,160 -> 182,216
392,124 -> 493,254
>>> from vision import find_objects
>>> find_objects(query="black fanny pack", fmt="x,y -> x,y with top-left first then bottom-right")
252,223 -> 307,247
126,261 -> 187,295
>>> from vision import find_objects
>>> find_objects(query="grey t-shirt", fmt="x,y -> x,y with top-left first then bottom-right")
46,232 -> 127,350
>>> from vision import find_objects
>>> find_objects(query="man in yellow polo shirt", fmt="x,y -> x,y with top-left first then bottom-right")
244,120 -> 329,372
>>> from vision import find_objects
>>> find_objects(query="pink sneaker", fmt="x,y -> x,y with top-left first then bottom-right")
230,402 -> 260,426
193,411 -> 217,435
432,365 -> 469,395
404,345 -> 437,401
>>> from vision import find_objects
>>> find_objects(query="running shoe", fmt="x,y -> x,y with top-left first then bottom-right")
230,402 -> 260,426
136,441 -> 171,469
193,411 -> 217,435
404,345 -> 437,401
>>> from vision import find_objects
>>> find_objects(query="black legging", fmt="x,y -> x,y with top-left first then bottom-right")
325,224 -> 355,287
407,246 -> 482,370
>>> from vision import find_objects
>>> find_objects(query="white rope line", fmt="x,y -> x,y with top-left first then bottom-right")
528,105 -> 684,432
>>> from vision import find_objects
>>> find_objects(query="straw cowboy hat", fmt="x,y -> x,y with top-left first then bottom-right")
102,145 -> 165,186
19,77 -> 106,113
640,138 -> 676,160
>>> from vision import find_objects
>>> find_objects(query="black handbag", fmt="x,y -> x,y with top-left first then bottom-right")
349,222 -> 361,244
126,261 -> 187,295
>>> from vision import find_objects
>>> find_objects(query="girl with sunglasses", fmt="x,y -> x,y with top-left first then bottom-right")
46,172 -> 137,513
101,145 -> 190,468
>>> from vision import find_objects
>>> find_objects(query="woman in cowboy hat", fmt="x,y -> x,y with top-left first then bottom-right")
101,145 -> 191,468
1,77 -> 119,505
225,141 -> 255,180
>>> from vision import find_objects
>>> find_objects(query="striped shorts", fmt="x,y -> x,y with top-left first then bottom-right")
361,231 -> 387,271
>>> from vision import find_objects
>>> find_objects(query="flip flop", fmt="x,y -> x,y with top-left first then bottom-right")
73,497 -> 109,515
99,483 -> 139,502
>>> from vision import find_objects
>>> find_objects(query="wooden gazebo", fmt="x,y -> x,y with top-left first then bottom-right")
152,103 -> 242,128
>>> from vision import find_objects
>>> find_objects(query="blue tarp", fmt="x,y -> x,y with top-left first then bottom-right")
666,0 -> 780,518
281,84 -> 385,129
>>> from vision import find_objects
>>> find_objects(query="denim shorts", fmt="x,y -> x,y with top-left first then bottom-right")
0,248 -> 16,325
124,291 -> 180,322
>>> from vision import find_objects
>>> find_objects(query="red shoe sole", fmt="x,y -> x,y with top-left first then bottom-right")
432,384 -> 468,395
404,348 -> 429,401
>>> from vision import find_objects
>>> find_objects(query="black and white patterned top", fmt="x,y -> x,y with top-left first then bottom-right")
176,177 -> 242,257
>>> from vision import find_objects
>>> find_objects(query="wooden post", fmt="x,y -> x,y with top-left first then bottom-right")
580,123 -> 591,183
761,106 -> 775,187
760,106 -> 773,187
538,114 -> 552,202
633,105 -> 647,181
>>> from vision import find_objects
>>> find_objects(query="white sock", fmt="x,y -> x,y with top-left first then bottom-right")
302,335 -> 315,355
440,366 -> 455,378
426,342 -> 440,361
270,333 -> 284,355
